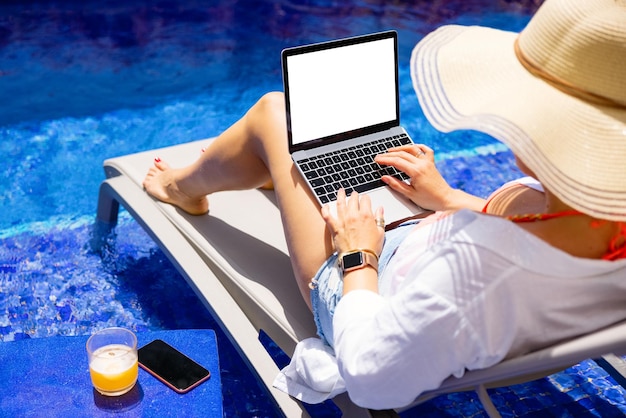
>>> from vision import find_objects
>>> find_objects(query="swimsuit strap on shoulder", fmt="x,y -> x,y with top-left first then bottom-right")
602,222 -> 626,261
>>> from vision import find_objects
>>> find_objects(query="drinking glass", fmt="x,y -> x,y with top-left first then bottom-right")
86,327 -> 138,396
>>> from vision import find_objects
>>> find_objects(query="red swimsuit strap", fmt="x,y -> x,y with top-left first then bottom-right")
596,221 -> 626,261
506,210 -> 584,223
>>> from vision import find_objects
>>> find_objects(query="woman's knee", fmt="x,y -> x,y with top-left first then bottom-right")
246,92 -> 288,143
256,92 -> 285,117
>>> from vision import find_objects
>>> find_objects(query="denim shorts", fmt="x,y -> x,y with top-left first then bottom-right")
309,220 -> 419,347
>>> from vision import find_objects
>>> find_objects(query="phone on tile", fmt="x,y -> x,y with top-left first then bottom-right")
138,339 -> 211,393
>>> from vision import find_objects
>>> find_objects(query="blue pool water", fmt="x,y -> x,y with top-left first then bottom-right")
1,0 -> 626,416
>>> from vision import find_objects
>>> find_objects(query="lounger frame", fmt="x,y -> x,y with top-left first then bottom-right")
95,139 -> 626,417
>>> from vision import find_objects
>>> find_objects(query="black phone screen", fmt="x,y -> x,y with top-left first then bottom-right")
138,339 -> 211,393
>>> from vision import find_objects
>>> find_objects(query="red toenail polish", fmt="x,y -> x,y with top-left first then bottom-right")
155,157 -> 161,163
201,148 -> 206,153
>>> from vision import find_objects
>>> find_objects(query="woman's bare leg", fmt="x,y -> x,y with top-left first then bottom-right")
143,92 -> 332,308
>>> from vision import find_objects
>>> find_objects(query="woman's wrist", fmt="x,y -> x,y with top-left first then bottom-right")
338,248 -> 379,274
445,189 -> 487,212
338,248 -> 380,295
342,265 -> 379,295
338,248 -> 379,262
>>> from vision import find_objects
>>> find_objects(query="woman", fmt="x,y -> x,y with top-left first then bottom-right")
143,0 -> 626,409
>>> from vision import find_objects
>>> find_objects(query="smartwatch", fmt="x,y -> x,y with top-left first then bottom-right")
339,250 -> 379,274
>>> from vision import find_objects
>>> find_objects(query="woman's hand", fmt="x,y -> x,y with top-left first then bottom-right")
374,144 -> 486,212
321,189 -> 385,257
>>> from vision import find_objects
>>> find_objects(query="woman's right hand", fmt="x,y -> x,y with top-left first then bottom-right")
374,144 -> 486,212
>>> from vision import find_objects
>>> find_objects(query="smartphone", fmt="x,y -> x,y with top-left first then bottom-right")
138,339 -> 211,394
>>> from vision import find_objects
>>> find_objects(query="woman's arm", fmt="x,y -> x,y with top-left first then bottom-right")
331,288 -> 484,409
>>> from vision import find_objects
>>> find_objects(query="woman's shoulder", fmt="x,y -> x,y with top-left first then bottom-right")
503,176 -> 543,192
483,177 -> 546,216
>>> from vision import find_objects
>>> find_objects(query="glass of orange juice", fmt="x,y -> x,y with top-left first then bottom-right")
86,327 -> 138,396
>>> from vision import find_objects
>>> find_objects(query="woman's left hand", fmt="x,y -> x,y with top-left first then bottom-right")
321,189 -> 385,257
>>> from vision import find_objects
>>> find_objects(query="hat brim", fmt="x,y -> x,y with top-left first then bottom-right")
411,25 -> 626,221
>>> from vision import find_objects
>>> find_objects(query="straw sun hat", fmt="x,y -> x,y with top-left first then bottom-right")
411,0 -> 626,221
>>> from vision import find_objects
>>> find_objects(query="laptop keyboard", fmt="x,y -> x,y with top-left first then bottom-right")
296,134 -> 412,204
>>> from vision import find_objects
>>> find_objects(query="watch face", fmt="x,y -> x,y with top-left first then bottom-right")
342,252 -> 364,269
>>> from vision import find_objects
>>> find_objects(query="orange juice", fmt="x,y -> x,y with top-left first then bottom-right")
89,343 -> 138,396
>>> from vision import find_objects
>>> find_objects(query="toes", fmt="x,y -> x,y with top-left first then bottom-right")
145,166 -> 158,178
153,157 -> 171,170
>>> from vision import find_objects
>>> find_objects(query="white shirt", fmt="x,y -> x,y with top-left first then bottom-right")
275,208 -> 626,409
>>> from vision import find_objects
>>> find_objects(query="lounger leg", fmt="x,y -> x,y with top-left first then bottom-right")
475,385 -> 501,418
96,181 -> 121,226
91,180 -> 121,251
596,354 -> 626,388
368,408 -> 401,417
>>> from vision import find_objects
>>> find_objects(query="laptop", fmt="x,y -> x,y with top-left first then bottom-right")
281,30 -> 424,225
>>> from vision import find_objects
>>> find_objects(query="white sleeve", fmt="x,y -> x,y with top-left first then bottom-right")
515,176 -> 544,192
332,285 -> 494,410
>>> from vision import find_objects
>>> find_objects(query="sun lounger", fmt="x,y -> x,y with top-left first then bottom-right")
95,138 -> 626,418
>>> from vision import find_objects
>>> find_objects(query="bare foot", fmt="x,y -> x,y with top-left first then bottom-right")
142,159 -> 209,215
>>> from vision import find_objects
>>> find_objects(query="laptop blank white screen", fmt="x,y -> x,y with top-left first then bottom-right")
286,37 -> 397,146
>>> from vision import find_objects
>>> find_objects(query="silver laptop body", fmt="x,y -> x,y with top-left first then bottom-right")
282,31 -> 423,223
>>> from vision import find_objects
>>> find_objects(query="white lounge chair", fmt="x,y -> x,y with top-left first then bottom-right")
95,138 -> 626,418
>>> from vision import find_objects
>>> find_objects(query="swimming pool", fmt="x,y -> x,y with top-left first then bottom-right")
1,0 -> 625,416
